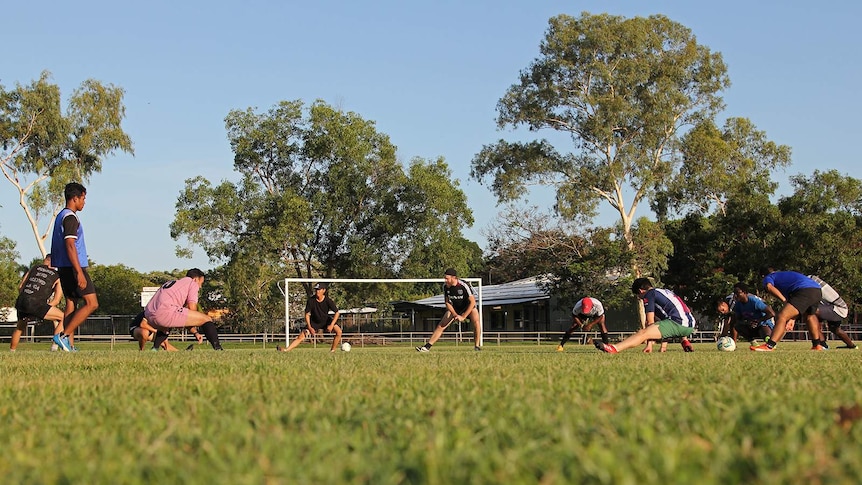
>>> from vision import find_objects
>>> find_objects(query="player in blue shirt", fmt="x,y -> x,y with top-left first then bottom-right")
719,282 -> 774,345
752,267 -> 823,351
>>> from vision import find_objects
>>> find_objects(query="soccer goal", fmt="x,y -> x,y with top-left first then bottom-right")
279,277 -> 484,346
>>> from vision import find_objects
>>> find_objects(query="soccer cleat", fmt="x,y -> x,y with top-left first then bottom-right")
594,341 -> 618,353
416,346 -> 430,353
186,344 -> 195,351
556,345 -> 565,352
70,346 -> 79,352
820,342 -> 830,350
811,344 -> 825,351
681,339 -> 694,352
474,346 -> 482,351
213,344 -> 224,351
276,345 -> 284,352
53,334 -> 71,352
50,343 -> 59,352
750,343 -> 774,352
840,345 -> 859,350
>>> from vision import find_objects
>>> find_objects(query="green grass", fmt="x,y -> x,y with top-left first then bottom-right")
1,341 -> 861,484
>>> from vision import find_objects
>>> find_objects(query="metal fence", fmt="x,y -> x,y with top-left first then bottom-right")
3,314 -> 861,348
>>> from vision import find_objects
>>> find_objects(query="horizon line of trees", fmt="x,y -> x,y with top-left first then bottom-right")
3,12 -> 862,332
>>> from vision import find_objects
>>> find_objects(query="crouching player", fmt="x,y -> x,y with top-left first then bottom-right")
144,269 -> 223,351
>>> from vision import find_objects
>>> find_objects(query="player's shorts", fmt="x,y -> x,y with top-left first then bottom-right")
309,317 -> 335,331
818,304 -> 846,323
145,306 -> 189,328
786,287 -> 822,316
657,319 -> 695,339
15,295 -> 51,321
129,311 -> 146,337
58,267 -> 96,299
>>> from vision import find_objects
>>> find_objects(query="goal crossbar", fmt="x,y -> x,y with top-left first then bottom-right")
280,277 -> 483,345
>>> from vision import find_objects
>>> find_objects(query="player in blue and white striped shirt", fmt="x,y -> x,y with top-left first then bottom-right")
595,278 -> 696,354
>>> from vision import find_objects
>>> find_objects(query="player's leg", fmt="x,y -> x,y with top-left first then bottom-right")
597,317 -> 610,345
760,304 -> 799,348
10,320 -> 27,351
606,325 -> 662,352
327,323 -> 343,352
62,270 -> 99,339
417,312 -> 454,352
467,308 -> 481,349
281,329 -> 309,352
805,314 -> 825,349
182,309 -> 222,350
558,321 -> 579,350
828,321 -> 856,348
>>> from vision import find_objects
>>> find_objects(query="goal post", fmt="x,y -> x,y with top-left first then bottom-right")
280,277 -> 483,346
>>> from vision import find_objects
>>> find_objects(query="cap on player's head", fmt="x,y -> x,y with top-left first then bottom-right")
314,282 -> 329,291
186,268 -> 206,279
444,268 -> 458,277
580,297 -> 593,314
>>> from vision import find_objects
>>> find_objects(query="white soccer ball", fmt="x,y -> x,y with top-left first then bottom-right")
717,336 -> 736,352
340,342 -> 351,352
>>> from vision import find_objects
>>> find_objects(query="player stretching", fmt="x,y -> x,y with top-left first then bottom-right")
595,278 -> 696,354
416,268 -> 482,352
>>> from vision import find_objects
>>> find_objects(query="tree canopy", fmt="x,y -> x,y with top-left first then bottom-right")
171,100 -> 479,331
0,71 -> 133,257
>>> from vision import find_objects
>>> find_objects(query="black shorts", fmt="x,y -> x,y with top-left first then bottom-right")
309,317 -> 334,331
15,295 -> 50,320
58,267 -> 96,299
786,287 -> 821,316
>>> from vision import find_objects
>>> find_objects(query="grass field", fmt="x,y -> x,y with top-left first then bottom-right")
1,340 -> 861,484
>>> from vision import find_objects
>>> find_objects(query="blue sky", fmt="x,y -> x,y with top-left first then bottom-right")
2,1 -> 860,273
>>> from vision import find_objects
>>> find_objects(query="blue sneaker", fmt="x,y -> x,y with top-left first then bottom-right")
53,334 -> 71,352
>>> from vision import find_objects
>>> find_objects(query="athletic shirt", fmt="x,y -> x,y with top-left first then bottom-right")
762,271 -> 820,294
305,295 -> 339,324
733,294 -> 774,325
571,297 -> 604,317
50,208 -> 88,268
808,275 -> 848,318
444,279 -> 475,313
642,288 -> 696,328
145,277 -> 200,315
18,264 -> 59,302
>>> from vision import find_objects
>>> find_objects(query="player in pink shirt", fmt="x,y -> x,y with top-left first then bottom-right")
144,268 -> 223,350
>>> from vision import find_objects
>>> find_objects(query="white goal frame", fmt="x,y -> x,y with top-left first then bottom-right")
280,278 -> 483,346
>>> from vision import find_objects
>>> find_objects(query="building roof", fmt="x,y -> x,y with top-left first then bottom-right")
403,276 -> 551,310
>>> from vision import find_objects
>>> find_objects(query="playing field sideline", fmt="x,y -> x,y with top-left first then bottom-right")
1,343 -> 861,484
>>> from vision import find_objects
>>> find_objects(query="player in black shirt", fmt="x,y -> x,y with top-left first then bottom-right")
416,268 -> 482,352
277,282 -> 343,353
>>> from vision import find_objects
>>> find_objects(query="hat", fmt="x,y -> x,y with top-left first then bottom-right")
580,298 -> 593,313
444,268 -> 458,277
314,282 -> 328,290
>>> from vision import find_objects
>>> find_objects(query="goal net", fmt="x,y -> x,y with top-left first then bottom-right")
279,277 -> 484,346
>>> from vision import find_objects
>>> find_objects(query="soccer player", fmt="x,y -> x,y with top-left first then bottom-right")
715,294 -> 737,341
144,269 -> 223,351
416,268 -> 482,352
751,267 -> 824,351
808,275 -> 858,350
11,254 -> 65,352
557,296 -> 607,351
277,282 -> 343,353
129,311 -> 187,351
719,282 -> 775,345
50,182 -> 98,352
595,277 -> 696,354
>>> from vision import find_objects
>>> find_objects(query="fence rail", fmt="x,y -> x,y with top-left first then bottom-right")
3,327 -> 854,349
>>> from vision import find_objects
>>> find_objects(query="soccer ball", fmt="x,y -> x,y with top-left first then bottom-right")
716,336 -> 736,352
340,342 -> 351,352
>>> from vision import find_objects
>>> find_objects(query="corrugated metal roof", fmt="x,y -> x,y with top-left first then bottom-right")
410,276 -> 550,308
